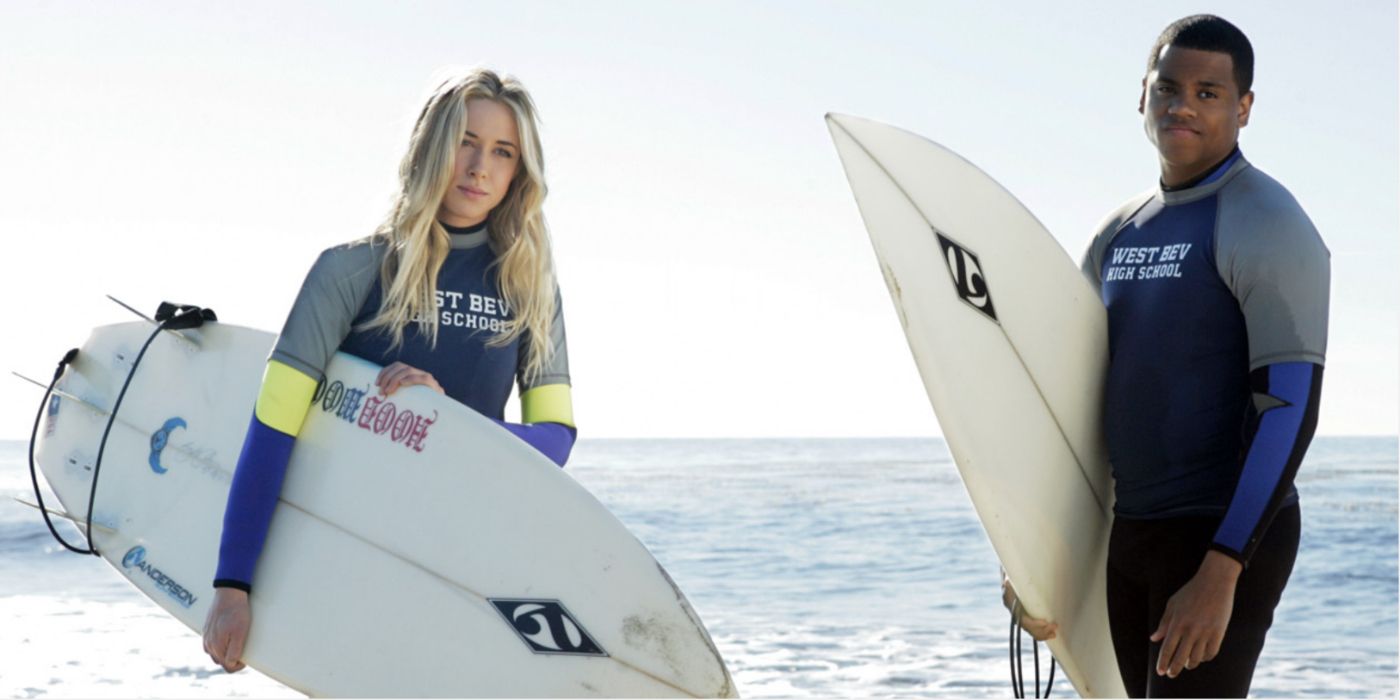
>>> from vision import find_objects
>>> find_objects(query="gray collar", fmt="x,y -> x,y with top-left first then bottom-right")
1160,154 -> 1252,206
448,228 -> 490,250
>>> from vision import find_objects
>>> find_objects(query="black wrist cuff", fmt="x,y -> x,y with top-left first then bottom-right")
213,578 -> 252,593
1207,542 -> 1249,569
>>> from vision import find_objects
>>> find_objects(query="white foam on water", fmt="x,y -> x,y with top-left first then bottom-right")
0,595 -> 296,698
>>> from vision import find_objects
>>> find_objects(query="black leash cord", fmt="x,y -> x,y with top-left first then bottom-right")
1033,629 -> 1041,696
28,303 -> 215,556
1016,604 -> 1025,697
27,349 -> 88,553
1010,600 -> 1024,698
1008,598 -> 1059,698
1009,608 -> 1019,697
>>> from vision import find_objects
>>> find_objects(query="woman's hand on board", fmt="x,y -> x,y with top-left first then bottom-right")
1002,573 -> 1058,641
203,587 -> 251,672
376,362 -> 446,396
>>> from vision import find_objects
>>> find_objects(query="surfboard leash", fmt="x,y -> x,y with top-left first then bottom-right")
27,302 -> 217,556
27,348 -> 89,554
1009,600 -> 1057,698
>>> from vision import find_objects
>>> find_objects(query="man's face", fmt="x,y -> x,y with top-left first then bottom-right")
1139,45 -> 1254,187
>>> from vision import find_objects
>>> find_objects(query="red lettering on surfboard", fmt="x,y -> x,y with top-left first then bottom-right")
319,381 -> 435,453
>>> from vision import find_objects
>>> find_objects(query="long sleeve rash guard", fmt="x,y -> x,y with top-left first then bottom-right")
1081,149 -> 1329,565
214,226 -> 575,591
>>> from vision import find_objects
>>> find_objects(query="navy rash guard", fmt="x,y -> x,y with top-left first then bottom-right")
214,224 -> 575,590
1081,149 -> 1329,564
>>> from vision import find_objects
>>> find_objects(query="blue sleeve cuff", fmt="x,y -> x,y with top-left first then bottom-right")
491,419 -> 577,467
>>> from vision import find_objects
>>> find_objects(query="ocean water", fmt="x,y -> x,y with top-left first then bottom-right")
0,437 -> 1394,698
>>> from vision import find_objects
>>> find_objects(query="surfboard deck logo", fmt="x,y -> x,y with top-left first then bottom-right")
122,546 -> 199,608
936,231 -> 998,322
311,378 -> 438,452
490,599 -> 607,656
148,417 -> 186,474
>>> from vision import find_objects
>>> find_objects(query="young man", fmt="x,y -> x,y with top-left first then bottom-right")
1011,14 -> 1329,698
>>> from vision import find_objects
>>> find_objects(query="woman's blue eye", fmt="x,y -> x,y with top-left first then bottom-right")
495,148 -> 514,158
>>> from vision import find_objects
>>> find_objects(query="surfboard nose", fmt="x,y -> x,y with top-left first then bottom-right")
824,112 -> 856,133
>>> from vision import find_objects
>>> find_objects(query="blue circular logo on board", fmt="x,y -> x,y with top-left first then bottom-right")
148,417 -> 187,475
122,546 -> 146,569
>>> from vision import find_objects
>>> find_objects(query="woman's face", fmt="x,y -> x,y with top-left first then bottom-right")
437,97 -> 521,228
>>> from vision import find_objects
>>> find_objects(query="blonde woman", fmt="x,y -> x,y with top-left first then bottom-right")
202,68 -> 574,672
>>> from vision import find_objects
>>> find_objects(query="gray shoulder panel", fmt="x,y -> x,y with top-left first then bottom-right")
1081,189 -> 1157,295
1214,167 -> 1330,369
270,239 -> 385,380
518,286 -> 571,391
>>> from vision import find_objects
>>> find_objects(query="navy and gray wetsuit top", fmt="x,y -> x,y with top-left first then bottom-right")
1081,149 -> 1329,564
275,224 -> 571,420
215,223 -> 574,591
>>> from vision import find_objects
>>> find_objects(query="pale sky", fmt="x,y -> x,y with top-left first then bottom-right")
1,1 -> 1395,438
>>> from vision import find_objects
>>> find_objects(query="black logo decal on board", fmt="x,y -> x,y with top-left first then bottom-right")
490,599 -> 607,656
936,231 -> 998,322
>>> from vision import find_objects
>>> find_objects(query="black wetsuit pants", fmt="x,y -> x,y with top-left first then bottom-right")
1106,504 -> 1300,698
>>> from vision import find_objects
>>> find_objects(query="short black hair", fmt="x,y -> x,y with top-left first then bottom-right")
1147,14 -> 1254,95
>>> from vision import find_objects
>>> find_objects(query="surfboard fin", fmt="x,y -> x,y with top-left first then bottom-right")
11,371 -> 47,391
10,372 -> 113,417
11,497 -> 117,534
106,295 -> 202,349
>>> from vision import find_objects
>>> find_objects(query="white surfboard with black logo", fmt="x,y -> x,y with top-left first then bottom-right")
32,321 -> 736,698
827,113 -> 1125,698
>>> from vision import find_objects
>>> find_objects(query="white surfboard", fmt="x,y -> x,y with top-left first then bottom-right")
827,113 -> 1125,698
32,319 -> 736,698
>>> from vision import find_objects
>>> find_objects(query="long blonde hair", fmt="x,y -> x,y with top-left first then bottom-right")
360,68 -> 557,384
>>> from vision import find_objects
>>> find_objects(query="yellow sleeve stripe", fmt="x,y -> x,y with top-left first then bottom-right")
254,360 -> 319,437
521,383 -> 574,428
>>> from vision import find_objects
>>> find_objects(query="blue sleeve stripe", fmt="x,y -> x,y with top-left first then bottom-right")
1213,362 -> 1321,561
491,419 -> 577,468
214,414 -> 296,588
